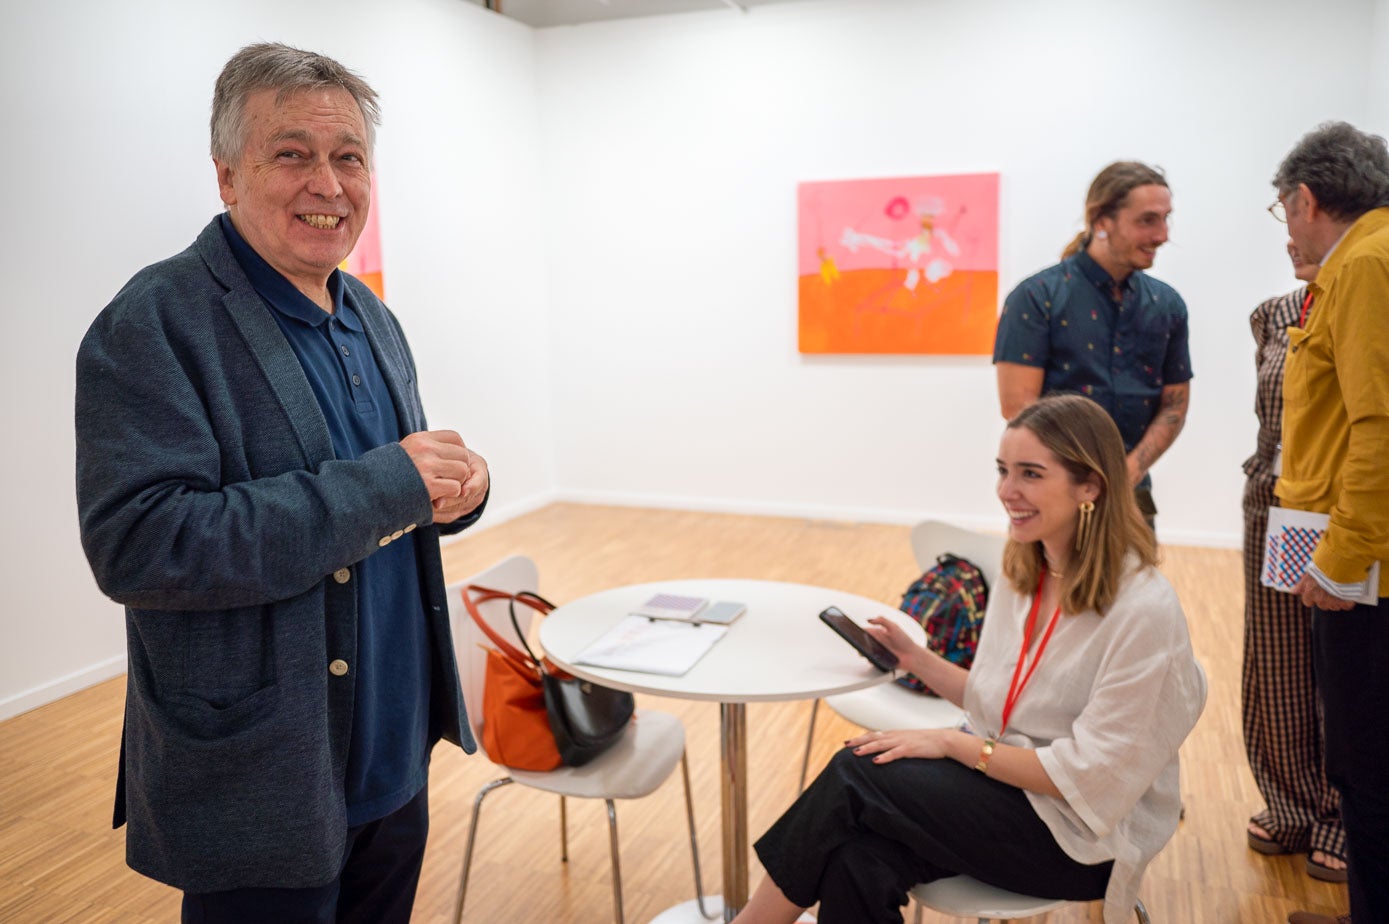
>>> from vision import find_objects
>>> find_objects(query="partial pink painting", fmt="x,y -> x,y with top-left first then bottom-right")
798,172 -> 1000,354
343,173 -> 385,300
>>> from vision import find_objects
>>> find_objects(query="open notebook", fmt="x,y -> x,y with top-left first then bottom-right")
574,615 -> 728,677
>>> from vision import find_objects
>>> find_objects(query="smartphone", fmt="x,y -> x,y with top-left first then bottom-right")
695,601 -> 746,625
818,606 -> 899,672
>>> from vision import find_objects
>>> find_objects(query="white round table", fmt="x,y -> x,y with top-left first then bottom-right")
538,579 -> 915,923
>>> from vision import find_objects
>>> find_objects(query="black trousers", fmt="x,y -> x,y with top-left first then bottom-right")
755,749 -> 1111,924
1313,598 -> 1389,922
182,784 -> 430,924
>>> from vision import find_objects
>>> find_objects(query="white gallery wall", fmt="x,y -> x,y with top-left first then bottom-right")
537,0 -> 1383,540
1,0 -> 1386,718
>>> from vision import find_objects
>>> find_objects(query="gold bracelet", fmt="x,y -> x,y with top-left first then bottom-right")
974,738 -> 997,774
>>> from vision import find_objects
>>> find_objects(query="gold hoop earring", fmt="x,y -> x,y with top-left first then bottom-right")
1075,500 -> 1095,552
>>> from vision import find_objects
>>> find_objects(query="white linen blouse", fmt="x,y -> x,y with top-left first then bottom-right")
962,560 -> 1206,923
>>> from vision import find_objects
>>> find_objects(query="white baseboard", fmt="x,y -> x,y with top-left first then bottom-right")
552,489 -> 1241,548
0,654 -> 126,722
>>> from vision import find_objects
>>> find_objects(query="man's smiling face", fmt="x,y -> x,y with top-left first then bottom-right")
216,86 -> 371,303
1094,183 -> 1171,277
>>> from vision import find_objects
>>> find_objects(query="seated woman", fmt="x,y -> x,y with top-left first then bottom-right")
733,393 -> 1206,924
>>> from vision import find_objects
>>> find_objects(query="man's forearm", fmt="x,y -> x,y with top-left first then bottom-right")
1128,383 -> 1190,483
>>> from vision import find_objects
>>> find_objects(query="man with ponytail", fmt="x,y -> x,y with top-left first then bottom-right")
993,163 -> 1191,530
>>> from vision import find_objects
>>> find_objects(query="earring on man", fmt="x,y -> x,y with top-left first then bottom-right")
1096,230 -> 1108,240
1075,500 -> 1095,552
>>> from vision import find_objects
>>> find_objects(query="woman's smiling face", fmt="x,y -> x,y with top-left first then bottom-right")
996,425 -> 1097,554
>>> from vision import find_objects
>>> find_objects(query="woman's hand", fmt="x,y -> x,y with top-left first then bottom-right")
846,728 -> 960,764
864,615 -> 969,707
864,616 -> 927,667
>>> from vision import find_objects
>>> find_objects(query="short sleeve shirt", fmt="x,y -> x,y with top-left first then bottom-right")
993,251 -> 1192,451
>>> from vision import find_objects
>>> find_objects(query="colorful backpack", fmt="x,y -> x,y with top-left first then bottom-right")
896,553 -> 988,695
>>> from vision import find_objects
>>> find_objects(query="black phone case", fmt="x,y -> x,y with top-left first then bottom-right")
819,610 -> 898,672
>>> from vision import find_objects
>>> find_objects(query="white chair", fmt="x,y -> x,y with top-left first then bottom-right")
448,554 -> 712,924
908,875 -> 1151,923
906,662 -> 1208,924
797,520 -> 1005,791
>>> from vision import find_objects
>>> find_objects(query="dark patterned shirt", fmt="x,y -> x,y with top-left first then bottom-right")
993,251 -> 1192,452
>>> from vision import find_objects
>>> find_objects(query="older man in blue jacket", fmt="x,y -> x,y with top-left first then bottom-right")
75,43 -> 488,924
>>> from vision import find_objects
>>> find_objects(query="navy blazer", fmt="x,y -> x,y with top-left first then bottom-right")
75,217 -> 477,892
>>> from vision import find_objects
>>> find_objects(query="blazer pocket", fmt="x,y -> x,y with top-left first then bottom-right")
160,683 -> 280,742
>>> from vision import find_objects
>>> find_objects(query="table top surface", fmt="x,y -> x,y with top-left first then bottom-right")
537,578 -> 915,703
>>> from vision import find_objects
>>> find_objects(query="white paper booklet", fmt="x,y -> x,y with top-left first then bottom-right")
575,615 -> 728,676
1262,506 -> 1380,605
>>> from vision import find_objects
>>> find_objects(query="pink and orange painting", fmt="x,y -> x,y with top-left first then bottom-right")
798,172 -> 999,354
342,173 -> 385,300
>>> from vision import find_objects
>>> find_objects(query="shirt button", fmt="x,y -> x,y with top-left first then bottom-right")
329,659 -> 349,676
333,568 -> 350,584
378,536 -> 392,547
352,374 -> 362,386
340,344 -> 350,356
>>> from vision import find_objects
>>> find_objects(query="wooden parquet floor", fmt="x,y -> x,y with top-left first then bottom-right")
0,503 -> 1350,923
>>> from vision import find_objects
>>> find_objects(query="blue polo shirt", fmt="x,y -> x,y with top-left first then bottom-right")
220,214 -> 432,827
992,250 -> 1192,452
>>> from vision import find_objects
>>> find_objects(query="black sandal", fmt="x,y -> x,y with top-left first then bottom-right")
1247,823 -> 1292,855
1306,850 -> 1349,883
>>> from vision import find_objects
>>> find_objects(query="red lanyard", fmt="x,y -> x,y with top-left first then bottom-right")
999,572 -> 1063,737
1299,291 -> 1314,328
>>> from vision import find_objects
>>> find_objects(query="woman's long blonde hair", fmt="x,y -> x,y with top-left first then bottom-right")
1061,162 -> 1168,260
1001,394 -> 1158,615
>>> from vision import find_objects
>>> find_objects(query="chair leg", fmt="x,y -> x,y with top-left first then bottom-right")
605,798 -> 625,924
560,795 -> 569,862
797,698 -> 822,793
454,776 -> 514,924
1134,898 -> 1151,923
679,751 -> 717,920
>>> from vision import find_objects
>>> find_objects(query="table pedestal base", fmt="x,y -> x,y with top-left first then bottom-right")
649,897 -> 814,923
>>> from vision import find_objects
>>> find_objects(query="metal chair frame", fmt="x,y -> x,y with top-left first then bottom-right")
449,555 -> 713,924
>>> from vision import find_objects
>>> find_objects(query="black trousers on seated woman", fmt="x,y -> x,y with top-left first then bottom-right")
755,749 -> 1111,924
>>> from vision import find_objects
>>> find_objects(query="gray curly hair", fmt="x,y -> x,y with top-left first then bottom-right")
211,42 -> 380,162
1273,121 -> 1389,222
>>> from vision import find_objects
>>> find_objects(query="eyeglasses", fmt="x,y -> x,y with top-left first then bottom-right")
1268,199 -> 1287,223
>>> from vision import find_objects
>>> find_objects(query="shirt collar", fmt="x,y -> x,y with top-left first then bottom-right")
218,213 -> 357,330
1071,249 -> 1137,293
1320,226 -> 1351,266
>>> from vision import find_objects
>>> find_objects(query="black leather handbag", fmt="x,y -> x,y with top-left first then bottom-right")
464,585 -> 635,767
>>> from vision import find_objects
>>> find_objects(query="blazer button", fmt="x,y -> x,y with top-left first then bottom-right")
378,536 -> 391,547
390,529 -> 404,540
333,568 -> 351,584
329,659 -> 349,676
404,523 -> 417,533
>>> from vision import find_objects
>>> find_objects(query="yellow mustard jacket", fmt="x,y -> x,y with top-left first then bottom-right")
1277,206 -> 1389,596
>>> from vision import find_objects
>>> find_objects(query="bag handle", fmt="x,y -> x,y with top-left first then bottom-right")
462,584 -> 556,669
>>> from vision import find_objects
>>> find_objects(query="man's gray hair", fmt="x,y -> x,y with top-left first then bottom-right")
1273,121 -> 1389,221
211,42 -> 380,162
